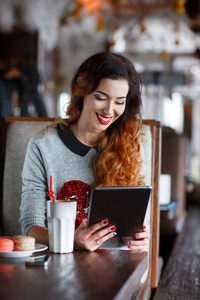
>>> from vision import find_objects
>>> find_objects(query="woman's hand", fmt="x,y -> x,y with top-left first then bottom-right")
124,225 -> 151,251
74,219 -> 117,251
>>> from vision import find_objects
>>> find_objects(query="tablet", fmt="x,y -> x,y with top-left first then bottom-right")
87,186 -> 152,238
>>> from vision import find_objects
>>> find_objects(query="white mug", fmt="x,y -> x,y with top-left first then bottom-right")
47,200 -> 77,253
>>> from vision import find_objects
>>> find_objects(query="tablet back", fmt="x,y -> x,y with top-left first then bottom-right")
87,186 -> 152,237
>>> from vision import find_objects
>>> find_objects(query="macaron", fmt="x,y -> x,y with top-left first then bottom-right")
0,237 -> 14,252
13,235 -> 35,251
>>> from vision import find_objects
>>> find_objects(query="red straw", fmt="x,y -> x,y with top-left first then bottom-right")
50,175 -> 52,191
47,175 -> 55,202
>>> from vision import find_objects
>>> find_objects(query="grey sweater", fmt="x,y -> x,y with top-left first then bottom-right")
20,126 -> 97,236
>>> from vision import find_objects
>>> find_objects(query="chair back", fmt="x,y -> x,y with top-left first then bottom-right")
0,117 -> 54,236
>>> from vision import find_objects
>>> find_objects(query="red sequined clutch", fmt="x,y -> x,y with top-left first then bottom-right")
58,180 -> 92,228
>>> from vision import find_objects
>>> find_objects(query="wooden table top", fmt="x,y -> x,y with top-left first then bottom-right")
154,205 -> 200,299
0,248 -> 148,300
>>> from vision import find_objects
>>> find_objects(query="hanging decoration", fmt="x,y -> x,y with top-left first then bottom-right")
60,0 -> 82,25
108,37 -> 116,48
174,24 -> 180,45
77,0 -> 105,13
96,13 -> 106,31
77,0 -> 109,31
70,1 -> 82,20
173,0 -> 186,14
60,0 -> 109,30
160,50 -> 169,59
139,16 -> 146,34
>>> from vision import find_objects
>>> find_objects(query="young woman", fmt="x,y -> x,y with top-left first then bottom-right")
20,51 -> 151,251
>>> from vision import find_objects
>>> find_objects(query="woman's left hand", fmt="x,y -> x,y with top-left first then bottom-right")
124,225 -> 151,251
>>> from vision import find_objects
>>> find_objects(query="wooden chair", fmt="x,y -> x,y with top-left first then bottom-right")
0,117 -> 161,299
136,120 -> 162,298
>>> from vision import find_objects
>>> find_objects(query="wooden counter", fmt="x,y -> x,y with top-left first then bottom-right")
0,249 -> 148,300
154,205 -> 200,299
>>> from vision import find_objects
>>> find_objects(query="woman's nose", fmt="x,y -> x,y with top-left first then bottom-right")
103,101 -> 113,115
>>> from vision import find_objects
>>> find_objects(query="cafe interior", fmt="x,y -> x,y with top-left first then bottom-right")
0,0 -> 200,299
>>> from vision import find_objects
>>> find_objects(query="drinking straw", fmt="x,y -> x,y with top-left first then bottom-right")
50,175 -> 52,191
47,175 -> 55,202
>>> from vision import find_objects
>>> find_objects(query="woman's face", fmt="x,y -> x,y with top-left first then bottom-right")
79,78 -> 129,134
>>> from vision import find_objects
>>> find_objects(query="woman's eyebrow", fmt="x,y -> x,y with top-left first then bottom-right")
95,90 -> 126,99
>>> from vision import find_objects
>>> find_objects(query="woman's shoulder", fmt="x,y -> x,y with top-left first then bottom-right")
28,125 -> 61,148
32,121 -> 71,139
33,124 -> 57,138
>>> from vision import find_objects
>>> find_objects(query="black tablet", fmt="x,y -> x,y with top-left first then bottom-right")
87,186 -> 152,238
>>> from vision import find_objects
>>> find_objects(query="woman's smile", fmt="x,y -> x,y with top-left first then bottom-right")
96,112 -> 113,125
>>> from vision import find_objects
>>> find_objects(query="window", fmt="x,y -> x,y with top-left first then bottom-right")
57,92 -> 70,118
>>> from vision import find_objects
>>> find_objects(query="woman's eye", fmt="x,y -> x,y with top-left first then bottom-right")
94,94 -> 106,101
115,100 -> 126,105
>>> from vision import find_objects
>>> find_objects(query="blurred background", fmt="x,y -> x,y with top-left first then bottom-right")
0,0 -> 200,210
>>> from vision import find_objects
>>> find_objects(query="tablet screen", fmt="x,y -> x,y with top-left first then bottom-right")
87,186 -> 152,238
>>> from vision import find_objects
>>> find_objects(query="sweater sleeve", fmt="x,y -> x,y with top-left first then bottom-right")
19,137 -> 48,236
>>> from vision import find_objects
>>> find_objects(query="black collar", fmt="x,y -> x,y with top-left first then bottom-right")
57,124 -> 92,157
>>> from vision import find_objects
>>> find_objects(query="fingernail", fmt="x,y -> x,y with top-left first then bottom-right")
111,226 -> 116,231
128,241 -> 133,245
103,220 -> 109,225
112,232 -> 117,237
143,225 -> 146,229
135,234 -> 140,238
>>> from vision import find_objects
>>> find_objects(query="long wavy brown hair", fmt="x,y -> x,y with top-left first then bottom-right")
53,52 -> 144,187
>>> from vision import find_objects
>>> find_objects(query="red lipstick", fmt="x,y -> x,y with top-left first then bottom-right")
96,113 -> 112,125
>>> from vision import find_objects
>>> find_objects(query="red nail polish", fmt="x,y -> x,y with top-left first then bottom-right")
143,225 -> 146,229
111,226 -> 116,231
103,220 -> 109,225
135,234 -> 140,238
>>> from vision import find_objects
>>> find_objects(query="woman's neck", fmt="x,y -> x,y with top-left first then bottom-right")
73,125 -> 100,147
